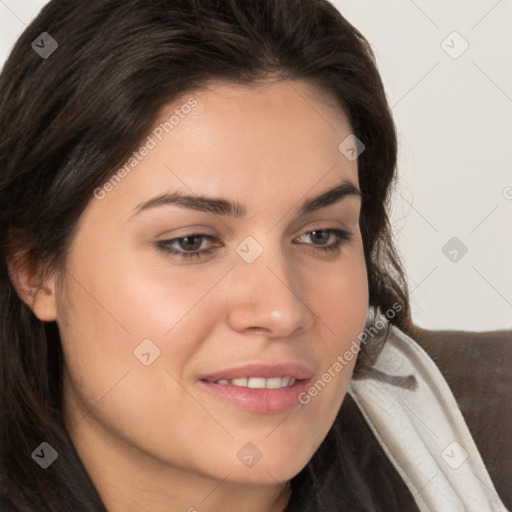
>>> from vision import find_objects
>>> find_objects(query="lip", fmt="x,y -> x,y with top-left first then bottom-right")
197,362 -> 313,414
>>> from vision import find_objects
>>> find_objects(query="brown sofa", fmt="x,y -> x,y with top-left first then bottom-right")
410,325 -> 512,510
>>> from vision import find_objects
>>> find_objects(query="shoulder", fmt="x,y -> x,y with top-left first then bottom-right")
409,325 -> 512,510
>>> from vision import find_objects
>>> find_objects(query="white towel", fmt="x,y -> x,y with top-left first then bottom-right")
348,325 -> 509,512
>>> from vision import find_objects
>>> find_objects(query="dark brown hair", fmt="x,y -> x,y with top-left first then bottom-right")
0,0 -> 413,510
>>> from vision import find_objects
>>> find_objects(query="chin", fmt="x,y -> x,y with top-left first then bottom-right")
212,444 -> 315,486
220,463 -> 307,487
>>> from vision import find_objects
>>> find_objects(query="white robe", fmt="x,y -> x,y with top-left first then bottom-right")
348,325 -> 510,512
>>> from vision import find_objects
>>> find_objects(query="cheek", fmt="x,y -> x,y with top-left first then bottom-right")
58,235 -> 225,353
56,245 -> 230,427
290,243 -> 368,420
310,241 -> 369,340
57,260 -> 219,467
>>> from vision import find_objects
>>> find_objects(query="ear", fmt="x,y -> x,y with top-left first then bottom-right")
7,253 -> 58,322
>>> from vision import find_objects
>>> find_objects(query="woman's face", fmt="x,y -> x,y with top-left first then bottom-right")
51,79 -> 368,499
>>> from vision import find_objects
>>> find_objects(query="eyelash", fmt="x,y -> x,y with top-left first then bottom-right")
156,228 -> 352,261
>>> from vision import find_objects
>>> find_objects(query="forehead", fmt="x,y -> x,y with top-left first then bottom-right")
165,78 -> 353,160
93,79 -> 359,221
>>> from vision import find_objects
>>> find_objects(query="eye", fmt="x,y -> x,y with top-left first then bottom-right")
295,228 -> 351,255
156,228 -> 352,261
156,234 -> 218,260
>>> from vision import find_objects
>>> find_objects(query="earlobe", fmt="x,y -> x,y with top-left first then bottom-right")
7,256 -> 58,322
30,281 -> 58,322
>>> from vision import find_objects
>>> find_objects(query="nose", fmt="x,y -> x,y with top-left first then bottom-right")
225,239 -> 315,339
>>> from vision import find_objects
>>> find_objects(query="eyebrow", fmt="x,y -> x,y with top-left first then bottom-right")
130,180 -> 361,220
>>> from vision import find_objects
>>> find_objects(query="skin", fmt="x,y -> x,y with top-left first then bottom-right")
12,79 -> 368,512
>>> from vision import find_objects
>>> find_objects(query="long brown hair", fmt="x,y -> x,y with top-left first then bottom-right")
0,0 -> 412,510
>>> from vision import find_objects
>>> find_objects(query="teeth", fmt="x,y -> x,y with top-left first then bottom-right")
266,377 -> 282,389
248,377 -> 267,389
214,376 -> 296,388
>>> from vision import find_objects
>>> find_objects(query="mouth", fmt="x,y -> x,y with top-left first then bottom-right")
197,363 -> 313,414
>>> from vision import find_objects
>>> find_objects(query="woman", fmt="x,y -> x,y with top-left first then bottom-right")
0,0 -> 507,510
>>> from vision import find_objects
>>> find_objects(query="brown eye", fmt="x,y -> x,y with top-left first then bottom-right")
175,235 -> 205,251
308,230 -> 332,245
156,234 -> 217,260
296,228 -> 351,255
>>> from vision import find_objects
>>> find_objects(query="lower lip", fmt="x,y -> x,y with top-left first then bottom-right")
198,379 -> 311,413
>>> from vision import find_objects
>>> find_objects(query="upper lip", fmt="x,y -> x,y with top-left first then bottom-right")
199,362 -> 314,382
